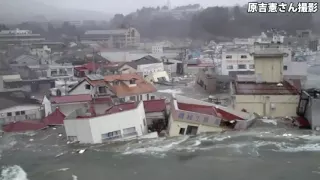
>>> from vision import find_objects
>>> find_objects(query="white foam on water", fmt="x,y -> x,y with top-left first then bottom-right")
157,89 -> 183,94
276,143 -> 320,152
0,136 -> 17,160
72,175 -> 78,180
0,165 -> 28,180
260,119 -> 278,126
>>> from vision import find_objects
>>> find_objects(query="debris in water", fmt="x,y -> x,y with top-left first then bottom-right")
29,139 -> 34,142
53,127 -> 56,130
55,152 -> 64,157
58,134 -> 62,137
72,175 -> 78,180
78,149 -> 86,154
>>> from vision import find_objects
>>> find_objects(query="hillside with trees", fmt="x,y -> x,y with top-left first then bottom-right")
108,4 -> 315,40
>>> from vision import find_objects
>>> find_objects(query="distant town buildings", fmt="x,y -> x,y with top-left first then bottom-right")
0,29 -> 45,45
82,27 -> 140,48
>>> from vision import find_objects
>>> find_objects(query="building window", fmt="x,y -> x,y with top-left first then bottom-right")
85,84 -> 91,90
283,65 -> 288,70
179,128 -> 185,135
7,112 -> 12,117
21,111 -> 25,115
101,130 -> 121,140
186,125 -> 198,135
226,55 -> 232,59
227,65 -> 233,69
143,118 -> 146,126
15,111 -> 20,116
240,55 -> 247,59
98,86 -> 107,94
150,96 -> 155,100
130,96 -> 136,101
123,127 -> 137,137
129,79 -> 136,84
249,64 -> 255,69
237,64 -> 247,69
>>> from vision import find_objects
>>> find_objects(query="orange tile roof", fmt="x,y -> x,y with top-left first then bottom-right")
85,77 -> 107,86
104,73 -> 142,82
104,73 -> 157,97
111,80 -> 157,97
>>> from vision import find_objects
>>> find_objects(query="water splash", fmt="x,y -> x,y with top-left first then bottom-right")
0,165 -> 28,180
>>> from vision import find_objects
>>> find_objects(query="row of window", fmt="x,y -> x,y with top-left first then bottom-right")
226,64 -> 255,70
5,111 -> 26,117
225,55 -> 248,59
101,125 -> 144,140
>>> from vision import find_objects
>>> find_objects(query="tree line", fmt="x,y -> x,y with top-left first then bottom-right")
110,5 -> 316,40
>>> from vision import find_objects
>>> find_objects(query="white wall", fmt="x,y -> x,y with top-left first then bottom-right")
221,51 -> 254,75
64,101 -> 148,144
69,81 -> 95,96
53,103 -> 89,116
64,119 -> 93,143
137,63 -> 165,77
0,105 -> 42,124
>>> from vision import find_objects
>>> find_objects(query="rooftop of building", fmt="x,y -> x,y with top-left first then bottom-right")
0,93 -> 40,111
172,94 -> 251,121
125,55 -> 161,69
233,80 -> 299,95
84,29 -> 129,35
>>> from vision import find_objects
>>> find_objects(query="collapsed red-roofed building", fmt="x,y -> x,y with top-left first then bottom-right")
167,94 -> 256,136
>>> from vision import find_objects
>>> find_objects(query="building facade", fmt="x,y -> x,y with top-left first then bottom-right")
221,50 -> 255,76
0,29 -> 45,45
230,45 -> 300,117
82,27 -> 140,48
167,95 -> 254,136
64,101 -> 148,144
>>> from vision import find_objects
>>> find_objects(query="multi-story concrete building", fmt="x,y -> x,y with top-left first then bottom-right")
0,29 -> 45,45
221,50 -> 254,76
82,27 -> 140,48
230,45 -> 301,117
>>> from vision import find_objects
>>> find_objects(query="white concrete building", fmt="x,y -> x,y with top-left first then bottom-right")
0,95 -> 44,125
221,50 -> 254,76
64,101 -> 148,144
151,45 -> 164,54
82,27 -> 140,48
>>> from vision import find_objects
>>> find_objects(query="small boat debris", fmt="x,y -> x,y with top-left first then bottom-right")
78,149 -> 86,154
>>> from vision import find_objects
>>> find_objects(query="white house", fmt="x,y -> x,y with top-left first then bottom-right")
0,94 -> 44,125
64,101 -> 148,144
221,50 -> 254,76
118,55 -> 165,78
68,73 -> 158,103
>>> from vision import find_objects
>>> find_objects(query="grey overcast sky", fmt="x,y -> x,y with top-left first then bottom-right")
36,0 -> 249,14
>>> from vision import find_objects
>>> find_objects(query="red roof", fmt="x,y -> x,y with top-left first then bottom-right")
105,102 -> 137,115
74,62 -> 101,71
50,94 -> 92,104
43,108 -> 66,125
2,120 -> 47,132
177,102 -> 243,121
143,99 -> 166,113
92,97 -> 113,104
